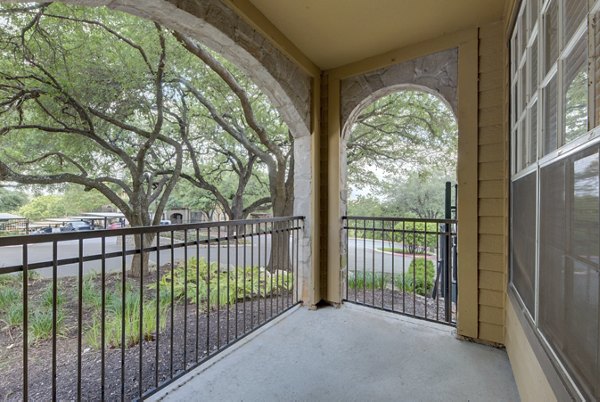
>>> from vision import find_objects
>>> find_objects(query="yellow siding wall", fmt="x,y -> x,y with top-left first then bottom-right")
477,21 -> 508,345
319,73 -> 329,300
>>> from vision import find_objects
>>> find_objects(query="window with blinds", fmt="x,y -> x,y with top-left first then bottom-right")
510,0 -> 600,399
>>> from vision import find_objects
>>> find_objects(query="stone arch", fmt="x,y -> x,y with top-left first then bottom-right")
1,0 -> 312,139
1,0 -> 314,303
338,50 -> 459,301
339,48 -> 458,216
341,83 -> 457,141
341,48 -> 457,134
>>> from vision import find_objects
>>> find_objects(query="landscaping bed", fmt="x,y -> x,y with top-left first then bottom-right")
0,261 -> 295,401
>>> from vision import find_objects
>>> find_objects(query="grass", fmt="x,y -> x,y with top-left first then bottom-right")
348,272 -> 386,290
1,257 -> 293,350
85,289 -> 169,349
377,247 -> 434,256
41,284 -> 64,308
6,303 -> 23,327
0,287 -> 20,311
29,309 -> 64,343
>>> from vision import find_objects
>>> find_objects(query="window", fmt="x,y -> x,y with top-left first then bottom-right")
510,0 -> 600,399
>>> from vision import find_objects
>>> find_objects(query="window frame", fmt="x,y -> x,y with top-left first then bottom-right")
509,0 -> 600,399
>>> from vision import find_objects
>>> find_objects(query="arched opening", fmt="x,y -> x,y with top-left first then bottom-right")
341,86 -> 458,324
170,213 -> 183,224
0,1 -> 313,399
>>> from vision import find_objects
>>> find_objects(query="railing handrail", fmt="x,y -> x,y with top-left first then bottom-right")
0,216 -> 305,247
343,215 -> 457,224
0,221 -> 304,274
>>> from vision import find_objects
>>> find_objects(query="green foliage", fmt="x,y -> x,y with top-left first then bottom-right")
41,284 -> 64,308
395,258 -> 436,296
5,303 -> 23,327
0,188 -> 28,213
393,221 -> 438,254
18,186 -> 109,221
29,309 -> 64,343
348,272 -> 386,290
82,274 -> 103,310
151,257 -> 292,309
0,286 -> 19,310
84,286 -> 168,349
18,195 -> 67,221
347,90 -> 457,191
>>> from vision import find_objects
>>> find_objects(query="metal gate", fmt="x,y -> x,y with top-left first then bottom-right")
342,182 -> 457,325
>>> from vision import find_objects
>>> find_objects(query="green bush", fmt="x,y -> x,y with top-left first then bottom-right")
6,303 -> 23,327
395,258 -> 436,296
0,286 -> 19,310
151,258 -> 293,309
392,222 -> 438,254
348,272 -> 386,290
29,308 -> 64,343
41,284 -> 64,308
85,289 -> 168,349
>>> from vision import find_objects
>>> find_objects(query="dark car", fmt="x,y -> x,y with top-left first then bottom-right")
60,221 -> 93,232
32,226 -> 53,235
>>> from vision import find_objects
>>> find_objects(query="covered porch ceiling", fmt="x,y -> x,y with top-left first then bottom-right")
245,0 -> 508,70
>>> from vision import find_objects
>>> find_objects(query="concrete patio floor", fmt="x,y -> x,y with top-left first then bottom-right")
150,304 -> 519,402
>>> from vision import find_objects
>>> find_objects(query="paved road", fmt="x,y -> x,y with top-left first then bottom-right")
0,235 -> 438,279
0,234 -> 279,278
347,237 -> 438,275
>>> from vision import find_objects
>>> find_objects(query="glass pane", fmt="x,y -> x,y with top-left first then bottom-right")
544,0 -> 559,76
520,9 -> 528,55
519,65 -> 527,114
544,74 -> 558,155
540,146 -> 600,400
511,172 -> 537,314
563,0 -> 587,45
520,118 -> 527,169
512,83 -> 518,127
528,0 -> 539,30
595,10 -> 600,127
563,35 -> 588,143
529,100 -> 538,164
530,36 -> 538,96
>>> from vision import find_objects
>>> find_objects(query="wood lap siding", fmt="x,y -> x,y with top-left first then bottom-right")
596,11 -> 600,126
478,22 -> 508,345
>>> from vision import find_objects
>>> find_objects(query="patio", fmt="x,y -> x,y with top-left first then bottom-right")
151,304 -> 519,401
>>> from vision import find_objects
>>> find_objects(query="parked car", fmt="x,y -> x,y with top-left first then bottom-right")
60,221 -> 93,232
32,226 -> 53,235
159,220 -> 171,225
107,222 -> 123,229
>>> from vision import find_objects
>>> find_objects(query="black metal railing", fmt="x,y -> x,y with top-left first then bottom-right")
342,216 -> 457,326
0,216 -> 303,400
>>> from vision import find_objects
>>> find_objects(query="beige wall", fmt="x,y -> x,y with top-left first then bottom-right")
226,1 -> 514,344
477,21 -> 509,345
505,297 -> 557,401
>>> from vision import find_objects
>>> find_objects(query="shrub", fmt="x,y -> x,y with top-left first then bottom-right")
0,287 -> 19,311
29,308 -> 64,343
6,303 -> 23,327
348,272 -> 386,290
392,222 -> 439,254
85,289 -> 168,349
395,258 -> 436,296
152,258 -> 294,309
41,284 -> 64,308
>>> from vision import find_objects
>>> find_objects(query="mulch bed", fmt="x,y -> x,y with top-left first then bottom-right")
0,273 -> 295,401
345,288 -> 456,323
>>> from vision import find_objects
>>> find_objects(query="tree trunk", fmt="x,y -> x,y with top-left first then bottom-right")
130,232 -> 155,277
267,168 -> 294,272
